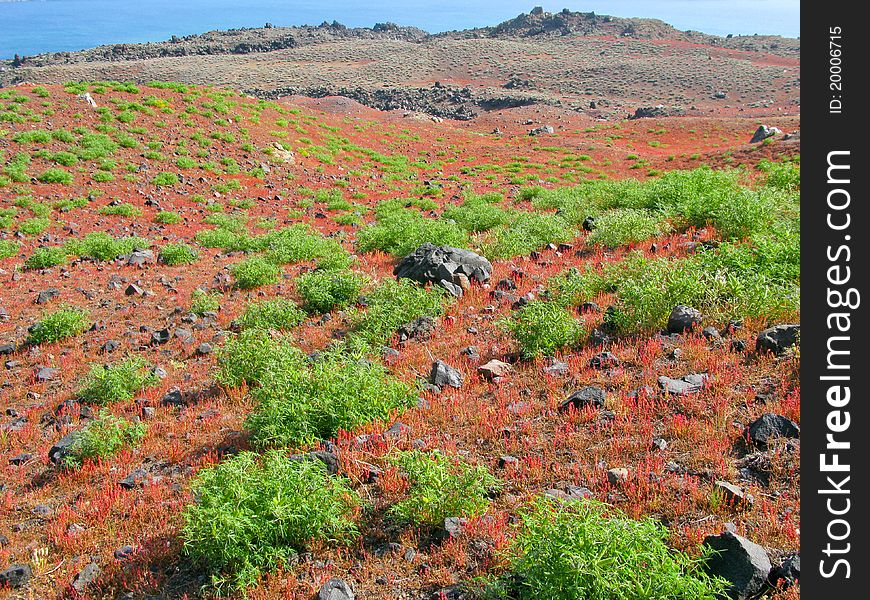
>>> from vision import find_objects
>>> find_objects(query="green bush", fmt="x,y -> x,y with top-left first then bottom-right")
98,202 -> 140,217
356,206 -> 467,256
388,450 -> 501,526
37,168 -> 74,184
443,193 -> 512,232
190,289 -> 221,316
484,212 -> 574,258
182,451 -> 360,592
158,242 -> 198,266
244,348 -> 417,447
78,357 -> 159,404
263,224 -> 349,267
91,171 -> 115,182
487,497 -> 726,600
19,217 -> 51,235
216,329 -> 301,388
230,256 -> 280,289
25,246 -> 67,269
350,278 -> 447,347
61,412 -> 147,468
296,269 -> 366,313
28,306 -> 90,344
586,209 -> 667,247
152,172 -> 179,186
237,298 -> 306,331
0,239 -> 20,259
758,159 -> 800,192
66,232 -> 149,261
154,210 -> 182,224
502,300 -> 585,358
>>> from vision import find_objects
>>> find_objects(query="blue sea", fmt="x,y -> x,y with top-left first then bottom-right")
0,0 -> 799,60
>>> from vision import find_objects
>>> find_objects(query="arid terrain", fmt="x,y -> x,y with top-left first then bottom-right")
0,8 -> 799,600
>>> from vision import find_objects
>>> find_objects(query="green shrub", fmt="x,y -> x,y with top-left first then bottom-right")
50,151 -> 79,167
502,300 -> 585,358
28,306 -> 90,344
98,202 -> 140,217
12,130 -> 52,144
237,298 -> 306,331
487,497 -> 726,600
152,172 -> 179,186
66,232 -> 149,261
0,239 -> 20,259
230,256 -> 280,289
443,193 -> 512,232
182,451 -> 360,592
586,209 -> 667,247
77,133 -> 119,160
484,212 -> 574,258
758,159 -> 800,192
388,450 -> 501,526
356,206 -> 467,256
155,210 -> 182,224
91,171 -> 115,182
263,224 -> 348,267
190,289 -> 221,316
216,329 -> 300,387
158,242 -> 198,266
195,227 -> 260,253
25,246 -> 67,269
37,168 -> 74,184
78,357 -> 159,404
61,412 -> 147,468
19,217 -> 51,235
350,278 -> 447,347
296,269 -> 366,313
244,348 -> 417,447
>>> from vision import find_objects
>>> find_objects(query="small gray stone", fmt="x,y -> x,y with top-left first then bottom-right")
430,360 -> 463,389
318,578 -> 354,600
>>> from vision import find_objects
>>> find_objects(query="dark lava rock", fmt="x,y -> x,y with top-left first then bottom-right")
750,125 -> 782,143
588,351 -> 619,369
496,277 -> 516,290
160,388 -> 185,407
430,360 -> 463,389
441,516 -> 467,539
755,324 -> 800,354
498,455 -> 519,468
528,124 -> 554,136
71,562 -> 102,593
290,450 -> 340,475
730,340 -> 747,353
0,564 -> 32,589
559,386 -> 605,411
114,545 -> 135,560
543,357 -> 568,376
124,283 -> 144,296
658,373 -> 707,396
703,531 -> 771,599
397,316 -> 435,342
768,554 -> 800,589
545,485 -> 594,502
9,453 -> 33,465
119,468 -> 148,489
318,578 -> 354,600
589,328 -> 613,347
394,243 -> 492,297
579,301 -> 600,313
0,343 -> 17,355
101,340 -> 120,353
48,432 -> 77,464
667,305 -> 702,333
581,215 -> 596,231
151,328 -> 171,345
714,480 -> 754,508
35,366 -> 59,382
746,413 -> 800,448
702,326 -> 721,341
35,288 -> 60,304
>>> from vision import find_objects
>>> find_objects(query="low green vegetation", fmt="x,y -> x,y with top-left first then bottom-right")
25,246 -> 67,269
350,278 -> 447,347
182,451 -> 360,592
357,204 -> 468,256
502,300 -> 586,358
77,357 -> 159,404
296,269 -> 366,313
158,242 -> 198,266
486,497 -> 727,600
61,412 -> 147,469
388,450 -> 501,526
66,232 -> 148,261
230,256 -> 280,289
0,239 -> 19,259
28,306 -> 90,344
190,289 -> 221,316
237,298 -> 306,331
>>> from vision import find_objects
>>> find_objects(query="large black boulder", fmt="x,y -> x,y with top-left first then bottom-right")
394,243 -> 492,297
703,531 -> 772,599
756,324 -> 800,354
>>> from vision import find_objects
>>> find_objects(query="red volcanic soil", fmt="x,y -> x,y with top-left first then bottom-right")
0,83 -> 799,598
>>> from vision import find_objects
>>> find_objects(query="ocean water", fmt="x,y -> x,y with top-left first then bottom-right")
0,0 -> 799,60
